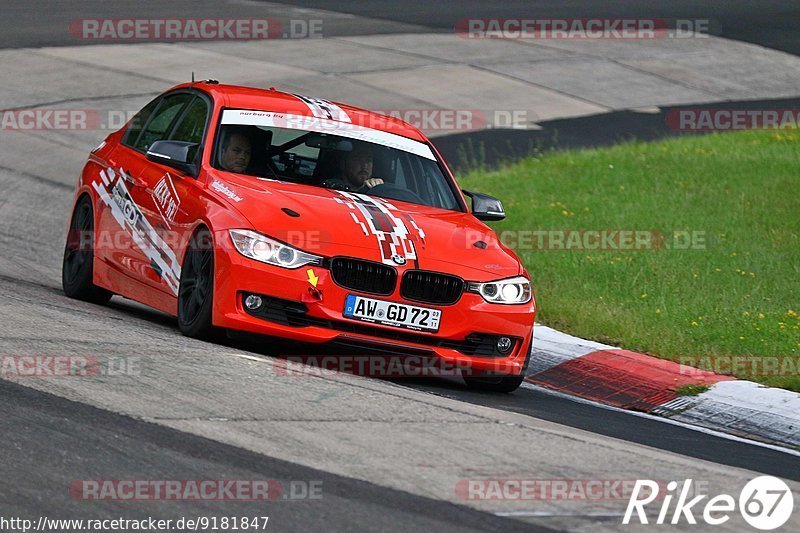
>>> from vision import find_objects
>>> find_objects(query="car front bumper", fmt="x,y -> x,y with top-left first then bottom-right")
212,235 -> 535,376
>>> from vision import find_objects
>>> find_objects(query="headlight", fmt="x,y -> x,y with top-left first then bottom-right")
229,229 -> 322,269
467,276 -> 532,305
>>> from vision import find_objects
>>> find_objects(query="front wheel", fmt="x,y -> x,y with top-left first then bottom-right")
177,228 -> 218,340
62,196 -> 113,304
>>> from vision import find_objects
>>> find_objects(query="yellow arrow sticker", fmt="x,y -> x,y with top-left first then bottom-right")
306,268 -> 319,288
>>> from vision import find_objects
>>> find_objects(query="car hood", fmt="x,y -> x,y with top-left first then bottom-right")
209,174 -> 522,280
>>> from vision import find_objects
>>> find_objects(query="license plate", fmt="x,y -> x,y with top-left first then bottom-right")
343,294 -> 441,333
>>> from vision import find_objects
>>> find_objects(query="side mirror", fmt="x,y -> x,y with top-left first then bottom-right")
462,189 -> 505,221
146,140 -> 199,177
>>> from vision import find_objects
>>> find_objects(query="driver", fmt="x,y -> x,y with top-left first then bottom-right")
339,142 -> 383,192
220,130 -> 252,174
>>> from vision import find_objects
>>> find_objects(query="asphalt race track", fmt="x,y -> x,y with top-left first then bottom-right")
4,1 -> 800,55
0,379 -> 535,532
274,0 -> 800,56
1,2 -> 799,531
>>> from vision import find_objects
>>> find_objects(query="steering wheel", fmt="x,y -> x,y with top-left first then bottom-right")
367,183 -> 425,204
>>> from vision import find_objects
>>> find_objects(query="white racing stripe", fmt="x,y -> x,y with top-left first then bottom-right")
92,168 -> 181,295
336,191 -> 418,266
291,93 -> 352,123
222,109 -> 435,161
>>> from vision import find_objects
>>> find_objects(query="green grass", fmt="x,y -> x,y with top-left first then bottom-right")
459,129 -> 800,391
675,384 -> 710,397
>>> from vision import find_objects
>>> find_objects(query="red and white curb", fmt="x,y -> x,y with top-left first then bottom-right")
526,325 -> 800,450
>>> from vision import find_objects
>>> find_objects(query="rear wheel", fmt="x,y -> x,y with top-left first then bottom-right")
62,196 -> 112,304
177,228 -> 217,339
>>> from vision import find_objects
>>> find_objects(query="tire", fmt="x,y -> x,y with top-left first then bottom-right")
177,227 -> 217,339
463,337 -> 532,393
62,195 -> 113,304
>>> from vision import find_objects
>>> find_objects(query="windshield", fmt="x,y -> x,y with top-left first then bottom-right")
214,109 -> 461,210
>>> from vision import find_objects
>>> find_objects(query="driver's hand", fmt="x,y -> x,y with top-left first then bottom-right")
364,178 -> 384,189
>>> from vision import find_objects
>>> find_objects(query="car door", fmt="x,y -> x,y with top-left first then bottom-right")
97,92 -> 195,293
93,95 -> 161,287
129,93 -> 212,297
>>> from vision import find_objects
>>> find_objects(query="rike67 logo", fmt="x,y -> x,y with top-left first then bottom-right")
624,476 -> 794,529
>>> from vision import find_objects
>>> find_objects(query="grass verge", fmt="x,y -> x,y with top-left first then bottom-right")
459,129 -> 800,391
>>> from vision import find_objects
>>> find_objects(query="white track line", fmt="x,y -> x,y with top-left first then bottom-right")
229,352 -> 274,364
